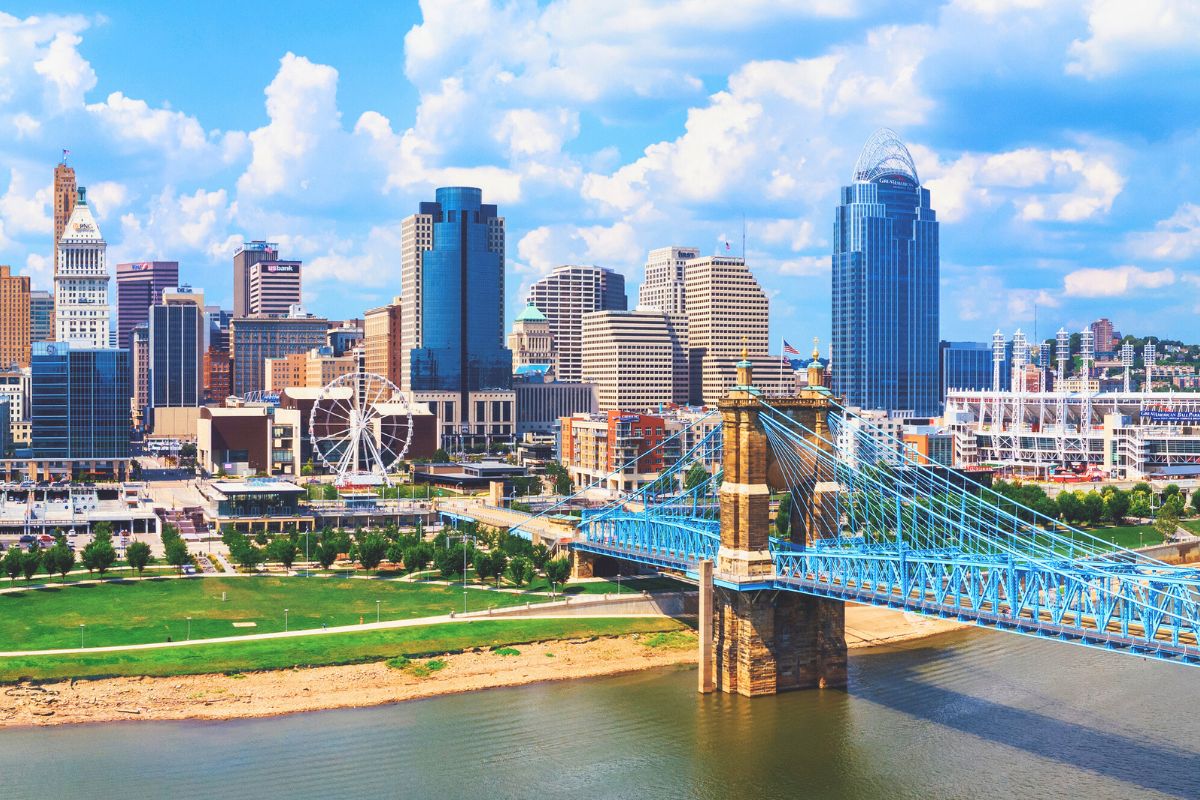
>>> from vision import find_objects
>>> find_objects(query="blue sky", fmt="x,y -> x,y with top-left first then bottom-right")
2,1 -> 1200,346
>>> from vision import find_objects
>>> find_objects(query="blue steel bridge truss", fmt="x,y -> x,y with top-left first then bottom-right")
571,401 -> 1200,668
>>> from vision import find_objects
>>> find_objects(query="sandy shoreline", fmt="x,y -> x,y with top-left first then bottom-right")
0,606 -> 966,728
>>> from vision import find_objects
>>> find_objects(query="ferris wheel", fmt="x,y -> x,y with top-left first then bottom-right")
309,372 -> 413,486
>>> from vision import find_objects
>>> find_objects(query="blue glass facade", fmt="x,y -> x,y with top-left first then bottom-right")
832,134 -> 939,415
940,340 -> 1010,401
31,341 -> 130,460
410,187 -> 511,397
150,303 -> 202,407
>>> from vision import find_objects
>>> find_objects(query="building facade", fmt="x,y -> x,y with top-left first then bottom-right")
580,309 -> 688,412
639,246 -> 698,316
55,188 -> 110,348
131,324 -> 149,430
53,161 -> 76,270
363,298 -> 402,386
0,266 -> 31,368
149,288 -> 204,409
30,341 -> 130,463
230,314 -> 328,397
0,366 -> 31,446
248,260 -> 302,317
203,347 -> 231,404
232,241 -> 277,317
526,264 -> 627,383
507,303 -> 554,372
115,261 -> 179,350
940,340 -> 1010,400
514,376 -> 596,436
832,129 -> 939,416
29,290 -> 53,343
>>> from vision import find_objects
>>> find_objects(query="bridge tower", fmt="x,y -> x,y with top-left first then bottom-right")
706,349 -> 847,696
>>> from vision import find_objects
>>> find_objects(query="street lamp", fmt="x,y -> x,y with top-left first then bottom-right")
187,616 -> 192,641
79,623 -> 85,648
284,608 -> 289,632
376,599 -> 381,624
616,572 -> 622,595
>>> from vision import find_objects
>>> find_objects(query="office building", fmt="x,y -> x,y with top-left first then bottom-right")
0,266 -> 31,368
30,341 -> 131,475
326,322 -> 363,357
53,160 -> 76,270
264,352 -> 305,392
232,241 -> 278,317
149,287 -> 204,409
1090,318 -> 1118,356
55,188 -> 110,348
527,264 -> 627,382
131,324 -> 150,430
248,259 -> 302,316
681,254 -> 770,405
29,290 -> 53,343
513,368 -> 596,435
0,366 -> 31,446
116,261 -> 179,350
363,298 -> 402,385
203,347 -> 232,404
230,312 -> 328,396
508,303 -> 554,372
832,128 -> 940,415
940,340 -> 1010,400
264,347 -> 355,391
639,246 -> 698,315
0,398 -> 10,458
580,310 -> 688,412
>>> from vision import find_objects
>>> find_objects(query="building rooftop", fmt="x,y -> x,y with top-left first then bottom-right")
515,303 -> 547,323
208,479 -> 306,497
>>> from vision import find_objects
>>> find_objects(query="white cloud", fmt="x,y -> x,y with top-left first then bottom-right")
1128,203 -> 1200,261
774,255 -> 829,277
516,221 -> 638,277
1062,265 -> 1176,297
86,92 -> 246,166
113,187 -> 236,264
84,181 -> 130,221
0,168 -> 51,237
31,29 -> 96,112
1067,0 -> 1200,78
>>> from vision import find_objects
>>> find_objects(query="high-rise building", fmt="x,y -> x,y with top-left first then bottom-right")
526,264 -> 627,383
832,129 -> 939,415
232,241 -> 278,317
402,187 -> 509,395
149,287 -> 204,409
55,187 -> 110,348
363,298 -> 402,386
940,340 -> 1009,401
0,266 -> 31,368
0,366 -> 32,447
131,323 -> 149,429
29,290 -> 53,343
1090,318 -> 1117,356
230,313 -> 328,396
31,341 -> 130,461
202,347 -> 231,405
52,160 -> 76,270
639,246 -> 698,315
507,303 -> 554,372
248,259 -> 302,317
116,261 -> 179,350
681,255 -> 770,405
326,322 -> 363,357
580,309 -> 688,412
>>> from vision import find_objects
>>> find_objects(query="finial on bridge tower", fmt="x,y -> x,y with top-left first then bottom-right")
807,337 -> 825,389
736,337 -> 754,389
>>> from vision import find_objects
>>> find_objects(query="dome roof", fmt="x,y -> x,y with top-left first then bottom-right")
515,303 -> 546,322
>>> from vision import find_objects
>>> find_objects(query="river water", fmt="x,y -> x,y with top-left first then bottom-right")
3,628 -> 1199,800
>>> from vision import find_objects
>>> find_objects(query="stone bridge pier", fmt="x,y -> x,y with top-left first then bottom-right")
700,356 -> 847,696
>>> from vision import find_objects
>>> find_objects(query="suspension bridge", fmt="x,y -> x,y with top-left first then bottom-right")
495,355 -> 1200,696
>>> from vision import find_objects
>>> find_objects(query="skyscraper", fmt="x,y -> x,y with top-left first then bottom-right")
232,241 -> 277,317
363,297 -> 402,386
31,341 -> 130,462
230,313 -> 328,396
53,160 -> 76,270
116,261 -> 179,350
248,259 -> 302,316
526,264 -> 627,382
149,287 -> 204,409
508,303 -> 554,372
0,266 -> 31,368
639,246 -> 698,315
581,309 -> 688,411
832,129 -> 939,415
29,290 -> 53,343
55,187 -> 110,348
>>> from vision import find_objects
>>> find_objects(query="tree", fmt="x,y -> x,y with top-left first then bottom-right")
1155,503 -> 1180,543
3,546 -> 22,583
473,549 -> 494,585
531,543 -> 550,571
403,543 -> 433,574
544,556 -> 570,597
82,530 -> 118,577
301,458 -> 315,476
1104,489 -> 1130,524
435,543 -> 470,579
543,461 -> 573,495
126,541 -> 153,576
268,537 -> 298,573
1191,489 -> 1200,516
21,549 -> 40,581
488,551 -> 508,585
1081,492 -> 1105,527
1129,490 -> 1153,519
683,462 -> 708,492
228,540 -> 259,573
315,540 -> 339,570
508,556 -> 533,587
357,533 -> 388,572
775,494 -> 792,538
1056,491 -> 1083,525
45,542 -> 75,581
1163,483 -> 1181,501
432,448 -> 450,462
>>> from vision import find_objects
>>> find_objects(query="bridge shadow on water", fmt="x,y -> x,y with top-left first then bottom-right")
847,643 -> 1200,799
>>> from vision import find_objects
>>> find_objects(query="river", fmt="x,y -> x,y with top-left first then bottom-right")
3,628 -> 1198,799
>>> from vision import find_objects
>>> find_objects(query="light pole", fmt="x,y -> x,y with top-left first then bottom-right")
376,599 -> 381,624
79,623 -> 85,648
616,572 -> 622,595
284,608 -> 289,632
187,616 -> 192,641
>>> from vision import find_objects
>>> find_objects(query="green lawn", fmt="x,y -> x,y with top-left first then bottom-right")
0,617 -> 687,683
1059,524 -> 1165,551
0,576 -> 556,651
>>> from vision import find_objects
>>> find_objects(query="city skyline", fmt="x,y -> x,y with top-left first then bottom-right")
1,3 -> 1199,345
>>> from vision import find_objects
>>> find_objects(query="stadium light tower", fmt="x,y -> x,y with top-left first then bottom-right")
992,329 -> 1006,391
1121,342 -> 1134,393
1056,328 -> 1069,388
1144,341 -> 1157,392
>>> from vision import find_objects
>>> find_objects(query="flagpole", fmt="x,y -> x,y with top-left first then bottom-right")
779,335 -> 785,395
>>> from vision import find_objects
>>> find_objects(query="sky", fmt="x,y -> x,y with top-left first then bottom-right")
2,0 -> 1200,347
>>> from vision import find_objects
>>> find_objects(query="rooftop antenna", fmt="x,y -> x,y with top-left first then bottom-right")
741,212 -> 746,260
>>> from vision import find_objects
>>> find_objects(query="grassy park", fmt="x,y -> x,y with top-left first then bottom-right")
0,576 -> 559,651
0,617 -> 688,683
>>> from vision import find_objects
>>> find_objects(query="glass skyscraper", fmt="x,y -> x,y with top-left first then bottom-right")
408,187 -> 512,396
31,341 -> 130,460
940,340 -> 1010,402
832,129 -> 939,415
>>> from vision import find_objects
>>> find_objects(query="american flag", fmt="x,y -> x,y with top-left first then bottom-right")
782,340 -> 801,357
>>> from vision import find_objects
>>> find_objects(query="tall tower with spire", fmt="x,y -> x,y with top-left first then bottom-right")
55,187 -> 110,347
53,155 -> 77,271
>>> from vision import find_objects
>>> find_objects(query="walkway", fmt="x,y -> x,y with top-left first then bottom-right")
436,498 -> 574,545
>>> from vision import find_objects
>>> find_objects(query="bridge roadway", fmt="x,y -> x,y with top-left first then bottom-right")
435,498 -> 573,547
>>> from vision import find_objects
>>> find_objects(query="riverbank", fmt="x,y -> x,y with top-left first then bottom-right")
0,605 -> 967,727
